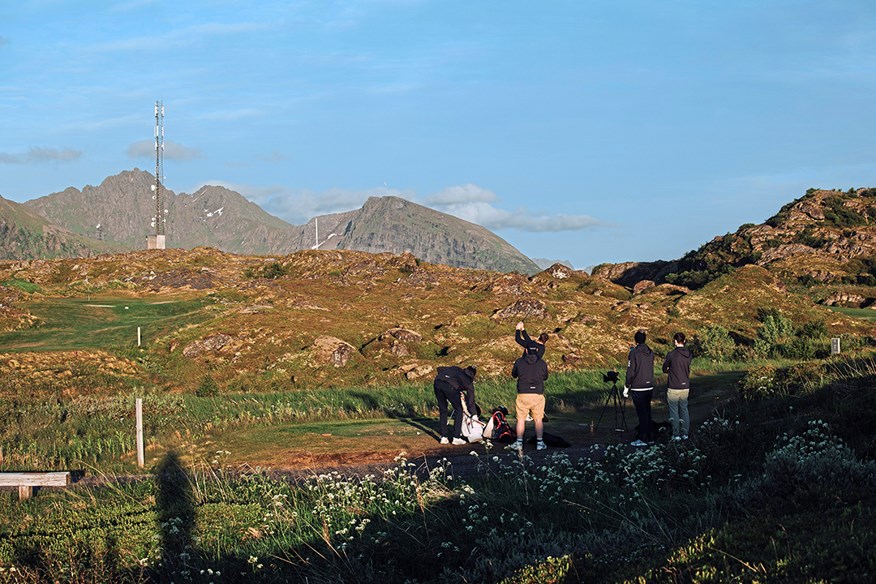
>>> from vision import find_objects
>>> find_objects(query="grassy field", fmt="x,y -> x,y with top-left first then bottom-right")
828,305 -> 876,321
0,295 -> 211,352
0,357 -> 873,582
0,364 -> 752,473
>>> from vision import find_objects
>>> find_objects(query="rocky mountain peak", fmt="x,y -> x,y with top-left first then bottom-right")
14,170 -> 539,273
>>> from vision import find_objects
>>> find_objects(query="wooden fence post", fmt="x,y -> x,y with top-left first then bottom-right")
136,398 -> 145,468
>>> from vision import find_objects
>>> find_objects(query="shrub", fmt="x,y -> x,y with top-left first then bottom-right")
243,262 -> 286,279
754,309 -> 795,357
739,361 -> 827,399
793,226 -> 829,248
195,375 -> 219,397
822,196 -> 867,227
738,365 -> 780,400
693,325 -> 736,360
764,420 -> 876,490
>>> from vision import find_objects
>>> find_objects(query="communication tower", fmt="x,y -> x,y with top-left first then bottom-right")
147,100 -> 166,250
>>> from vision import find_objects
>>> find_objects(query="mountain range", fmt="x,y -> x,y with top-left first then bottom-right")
13,169 -> 539,274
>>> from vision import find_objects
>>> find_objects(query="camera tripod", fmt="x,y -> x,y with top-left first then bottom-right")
595,379 -> 627,432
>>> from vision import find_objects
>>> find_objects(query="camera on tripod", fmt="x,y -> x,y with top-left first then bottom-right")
596,370 -> 626,432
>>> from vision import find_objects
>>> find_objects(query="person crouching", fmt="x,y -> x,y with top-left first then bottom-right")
433,365 -> 477,445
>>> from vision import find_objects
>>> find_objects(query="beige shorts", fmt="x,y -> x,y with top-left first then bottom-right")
516,393 -> 545,421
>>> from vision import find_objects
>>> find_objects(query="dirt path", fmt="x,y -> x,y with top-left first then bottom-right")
213,383 -> 737,481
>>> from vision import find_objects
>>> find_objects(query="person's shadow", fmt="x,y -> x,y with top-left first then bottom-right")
155,451 -> 195,579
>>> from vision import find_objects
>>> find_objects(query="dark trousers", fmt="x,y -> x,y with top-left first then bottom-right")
631,389 -> 654,441
434,382 -> 463,438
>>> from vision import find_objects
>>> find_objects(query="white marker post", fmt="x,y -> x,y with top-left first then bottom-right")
136,398 -> 145,468
137,327 -> 142,347
831,337 -> 841,355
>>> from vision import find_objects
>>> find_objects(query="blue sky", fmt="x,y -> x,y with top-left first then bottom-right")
2,0 -> 875,268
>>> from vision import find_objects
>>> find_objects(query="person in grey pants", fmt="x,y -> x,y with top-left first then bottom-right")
662,332 -> 693,440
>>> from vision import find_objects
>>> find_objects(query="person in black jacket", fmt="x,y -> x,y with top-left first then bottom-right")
509,348 -> 549,451
515,321 -> 548,359
433,365 -> 477,445
624,329 -> 655,446
663,332 -> 693,441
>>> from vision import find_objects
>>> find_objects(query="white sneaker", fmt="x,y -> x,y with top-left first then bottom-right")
681,435 -> 689,441
630,439 -> 647,447
506,441 -> 523,451
439,437 -> 449,444
672,436 -> 683,442
536,441 -> 546,451
451,437 -> 467,445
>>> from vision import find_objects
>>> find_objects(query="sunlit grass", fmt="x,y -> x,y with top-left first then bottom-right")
0,295 -> 211,352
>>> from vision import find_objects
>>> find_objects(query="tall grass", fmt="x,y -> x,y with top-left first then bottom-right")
0,370 -> 611,472
2,376 -> 874,584
0,356 -> 854,472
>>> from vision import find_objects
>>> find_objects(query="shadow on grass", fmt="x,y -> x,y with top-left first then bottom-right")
156,451 -> 195,577
347,390 -> 443,441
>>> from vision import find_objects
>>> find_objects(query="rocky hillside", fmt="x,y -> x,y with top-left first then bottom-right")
0,248 -> 871,394
23,170 -> 539,273
0,195 -> 119,260
24,169 -> 301,254
310,196 -> 539,274
593,188 -> 876,305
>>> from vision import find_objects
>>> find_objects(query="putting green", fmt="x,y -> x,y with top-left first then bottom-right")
0,296 -> 211,352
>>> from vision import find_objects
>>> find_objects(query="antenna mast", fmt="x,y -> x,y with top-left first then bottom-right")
147,100 -> 166,249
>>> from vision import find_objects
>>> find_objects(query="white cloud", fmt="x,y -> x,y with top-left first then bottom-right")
0,147 -> 82,164
430,201 -> 600,232
425,184 -> 601,233
424,184 -> 497,205
180,179 -> 601,233
126,140 -> 202,161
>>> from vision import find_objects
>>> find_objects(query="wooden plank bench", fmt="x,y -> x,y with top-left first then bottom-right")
0,472 -> 72,500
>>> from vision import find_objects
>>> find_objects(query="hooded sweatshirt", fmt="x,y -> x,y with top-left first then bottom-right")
625,343 -> 655,391
662,346 -> 692,390
511,353 -> 548,394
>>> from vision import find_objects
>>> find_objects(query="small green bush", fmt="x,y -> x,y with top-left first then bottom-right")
764,420 -> 876,490
693,325 -> 736,360
738,365 -> 781,400
195,375 -> 219,397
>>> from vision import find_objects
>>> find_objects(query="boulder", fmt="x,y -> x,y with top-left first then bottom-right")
399,363 -> 434,380
311,336 -> 358,367
491,299 -> 549,321
823,292 -> 867,308
183,333 -> 232,357
633,280 -> 656,294
379,327 -> 423,343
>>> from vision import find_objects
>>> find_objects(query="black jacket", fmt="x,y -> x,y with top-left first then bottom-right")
662,346 -> 692,390
625,343 -> 655,390
511,353 -> 548,394
434,366 -> 476,410
515,329 -> 545,359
